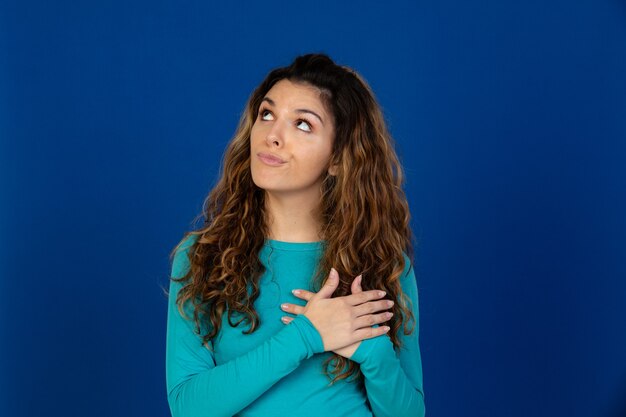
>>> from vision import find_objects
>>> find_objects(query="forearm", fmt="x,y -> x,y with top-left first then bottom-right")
167,314 -> 324,417
351,332 -> 425,417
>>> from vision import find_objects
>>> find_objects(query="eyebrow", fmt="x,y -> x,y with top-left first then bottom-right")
261,97 -> 325,126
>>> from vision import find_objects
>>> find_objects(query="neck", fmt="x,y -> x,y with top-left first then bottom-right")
264,190 -> 323,243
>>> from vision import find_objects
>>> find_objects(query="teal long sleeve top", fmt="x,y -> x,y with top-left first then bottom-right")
166,235 -> 425,417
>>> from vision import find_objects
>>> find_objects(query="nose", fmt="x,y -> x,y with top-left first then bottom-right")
265,121 -> 284,148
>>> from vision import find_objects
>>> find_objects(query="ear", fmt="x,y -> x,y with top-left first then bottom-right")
328,163 -> 338,176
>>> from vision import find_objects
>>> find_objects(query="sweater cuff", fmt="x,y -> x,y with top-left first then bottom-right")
290,314 -> 325,357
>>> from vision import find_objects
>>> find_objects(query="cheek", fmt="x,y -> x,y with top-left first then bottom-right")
250,120 -> 268,142
250,124 -> 260,144
298,148 -> 332,176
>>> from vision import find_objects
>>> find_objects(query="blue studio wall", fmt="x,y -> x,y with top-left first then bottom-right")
1,1 -> 625,416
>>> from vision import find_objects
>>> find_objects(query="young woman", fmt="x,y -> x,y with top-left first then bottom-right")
166,53 -> 425,417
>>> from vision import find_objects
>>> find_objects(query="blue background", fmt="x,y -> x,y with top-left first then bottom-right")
2,1 -> 625,416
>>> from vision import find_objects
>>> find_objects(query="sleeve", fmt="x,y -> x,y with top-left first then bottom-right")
349,254 -> 426,417
165,235 -> 326,417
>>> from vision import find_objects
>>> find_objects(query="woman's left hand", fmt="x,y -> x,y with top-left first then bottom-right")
280,273 -> 365,359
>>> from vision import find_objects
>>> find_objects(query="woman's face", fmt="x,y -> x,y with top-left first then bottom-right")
250,79 -> 336,199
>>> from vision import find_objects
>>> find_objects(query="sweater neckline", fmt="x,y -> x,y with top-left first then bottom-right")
263,238 -> 325,252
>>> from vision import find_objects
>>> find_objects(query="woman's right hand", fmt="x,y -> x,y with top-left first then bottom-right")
301,268 -> 393,352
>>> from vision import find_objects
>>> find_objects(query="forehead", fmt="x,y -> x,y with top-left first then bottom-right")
265,79 -> 328,111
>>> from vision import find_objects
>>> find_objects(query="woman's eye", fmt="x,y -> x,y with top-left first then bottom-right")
260,109 -> 273,121
296,120 -> 312,132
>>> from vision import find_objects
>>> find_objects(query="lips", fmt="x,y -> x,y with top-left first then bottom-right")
257,152 -> 286,165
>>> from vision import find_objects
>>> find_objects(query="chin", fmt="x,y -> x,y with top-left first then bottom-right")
251,175 -> 278,192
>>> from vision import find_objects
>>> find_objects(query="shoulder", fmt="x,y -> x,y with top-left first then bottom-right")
399,251 -> 419,303
171,233 -> 199,274
177,233 -> 200,254
400,251 -> 415,281
169,233 -> 201,293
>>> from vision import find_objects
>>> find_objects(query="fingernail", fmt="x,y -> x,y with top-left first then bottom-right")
330,268 -> 338,280
378,291 -> 386,297
356,274 -> 362,286
292,289 -> 301,296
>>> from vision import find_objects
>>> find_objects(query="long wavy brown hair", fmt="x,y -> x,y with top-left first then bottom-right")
168,52 -> 417,385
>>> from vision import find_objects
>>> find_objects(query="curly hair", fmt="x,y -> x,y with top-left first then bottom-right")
168,52 -> 417,385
